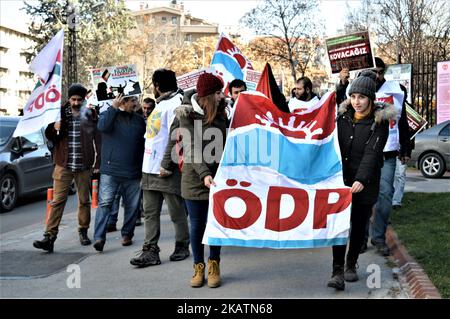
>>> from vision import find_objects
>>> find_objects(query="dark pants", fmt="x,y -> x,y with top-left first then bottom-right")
142,190 -> 189,247
185,199 -> 221,264
332,202 -> 372,266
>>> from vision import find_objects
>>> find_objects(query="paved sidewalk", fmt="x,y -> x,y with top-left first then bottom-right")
0,206 -> 407,299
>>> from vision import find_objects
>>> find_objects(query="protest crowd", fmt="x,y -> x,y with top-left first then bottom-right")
25,31 -> 414,292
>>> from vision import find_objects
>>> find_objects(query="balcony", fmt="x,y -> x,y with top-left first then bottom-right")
180,24 -> 218,35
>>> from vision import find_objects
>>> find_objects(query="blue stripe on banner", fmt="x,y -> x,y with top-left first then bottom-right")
222,128 -> 342,185
211,52 -> 244,79
207,237 -> 348,249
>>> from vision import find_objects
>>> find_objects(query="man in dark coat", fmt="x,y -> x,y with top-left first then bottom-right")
33,84 -> 101,253
92,94 -> 145,251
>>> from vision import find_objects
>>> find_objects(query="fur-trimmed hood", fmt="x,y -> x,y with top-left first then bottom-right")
175,89 -> 203,119
338,98 -> 397,124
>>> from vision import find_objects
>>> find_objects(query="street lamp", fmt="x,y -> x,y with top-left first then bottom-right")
67,2 -> 78,85
66,1 -> 105,85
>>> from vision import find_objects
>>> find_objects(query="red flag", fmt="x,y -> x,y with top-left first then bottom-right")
256,63 -> 289,113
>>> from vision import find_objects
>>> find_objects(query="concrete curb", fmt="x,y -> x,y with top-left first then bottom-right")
386,225 -> 441,299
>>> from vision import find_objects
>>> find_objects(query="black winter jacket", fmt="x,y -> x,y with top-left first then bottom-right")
337,100 -> 396,205
336,79 -> 411,158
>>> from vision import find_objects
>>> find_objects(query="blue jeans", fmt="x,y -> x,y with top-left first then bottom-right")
185,199 -> 221,264
392,158 -> 407,206
108,188 -> 142,226
371,157 -> 397,244
94,174 -> 141,241
107,187 -> 123,226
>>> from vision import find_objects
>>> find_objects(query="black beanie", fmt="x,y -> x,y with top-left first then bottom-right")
68,83 -> 88,99
348,70 -> 377,101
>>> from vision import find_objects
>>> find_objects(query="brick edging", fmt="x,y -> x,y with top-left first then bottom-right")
386,225 -> 441,299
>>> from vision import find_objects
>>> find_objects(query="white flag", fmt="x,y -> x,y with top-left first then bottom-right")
13,29 -> 64,137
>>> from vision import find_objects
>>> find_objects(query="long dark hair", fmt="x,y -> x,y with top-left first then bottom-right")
198,94 -> 226,125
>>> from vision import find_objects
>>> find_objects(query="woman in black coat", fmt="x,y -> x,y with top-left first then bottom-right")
328,70 -> 396,291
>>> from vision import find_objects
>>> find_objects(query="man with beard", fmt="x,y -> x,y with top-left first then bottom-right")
130,68 -> 190,267
33,84 -> 101,253
288,76 -> 320,112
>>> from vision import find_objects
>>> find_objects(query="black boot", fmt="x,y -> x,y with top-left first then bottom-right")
130,244 -> 161,267
33,233 -> 57,253
169,242 -> 190,261
327,264 -> 345,291
79,229 -> 92,246
344,258 -> 359,282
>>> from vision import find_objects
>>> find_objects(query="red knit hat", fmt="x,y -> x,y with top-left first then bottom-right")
196,73 -> 223,97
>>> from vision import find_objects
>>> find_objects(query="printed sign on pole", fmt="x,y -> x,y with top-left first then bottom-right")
91,64 -> 142,102
406,104 -> 428,139
176,68 -> 211,91
384,64 -> 413,104
326,31 -> 376,74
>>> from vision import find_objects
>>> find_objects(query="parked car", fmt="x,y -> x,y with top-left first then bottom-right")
0,116 -> 75,212
410,120 -> 450,178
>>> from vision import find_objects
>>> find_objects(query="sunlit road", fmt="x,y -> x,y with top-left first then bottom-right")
0,191 -> 78,234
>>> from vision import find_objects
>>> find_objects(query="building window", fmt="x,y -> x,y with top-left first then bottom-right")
172,16 -> 177,25
20,71 -> 34,79
19,90 -> 31,99
162,16 -> 167,24
0,67 -> 7,75
0,46 -> 8,53
185,34 -> 192,42
20,52 -> 33,62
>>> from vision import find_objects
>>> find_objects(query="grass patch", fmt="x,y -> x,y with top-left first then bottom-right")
390,193 -> 450,298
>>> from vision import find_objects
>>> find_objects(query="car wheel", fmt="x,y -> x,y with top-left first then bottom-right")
68,182 -> 77,195
1,173 -> 18,212
419,153 -> 445,178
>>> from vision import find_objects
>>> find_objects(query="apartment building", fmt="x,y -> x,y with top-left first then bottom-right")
0,23 -> 36,115
132,3 -> 219,45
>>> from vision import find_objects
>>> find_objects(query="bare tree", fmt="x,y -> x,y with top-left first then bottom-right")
377,0 -> 449,62
23,0 -> 133,86
123,22 -> 185,95
344,0 -> 374,34
240,0 -> 324,82
344,0 -> 450,62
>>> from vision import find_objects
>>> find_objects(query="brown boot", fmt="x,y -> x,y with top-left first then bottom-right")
207,259 -> 221,288
190,263 -> 205,288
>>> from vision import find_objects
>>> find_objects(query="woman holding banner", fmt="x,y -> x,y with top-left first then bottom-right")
329,70 -> 395,291
161,73 -> 227,288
